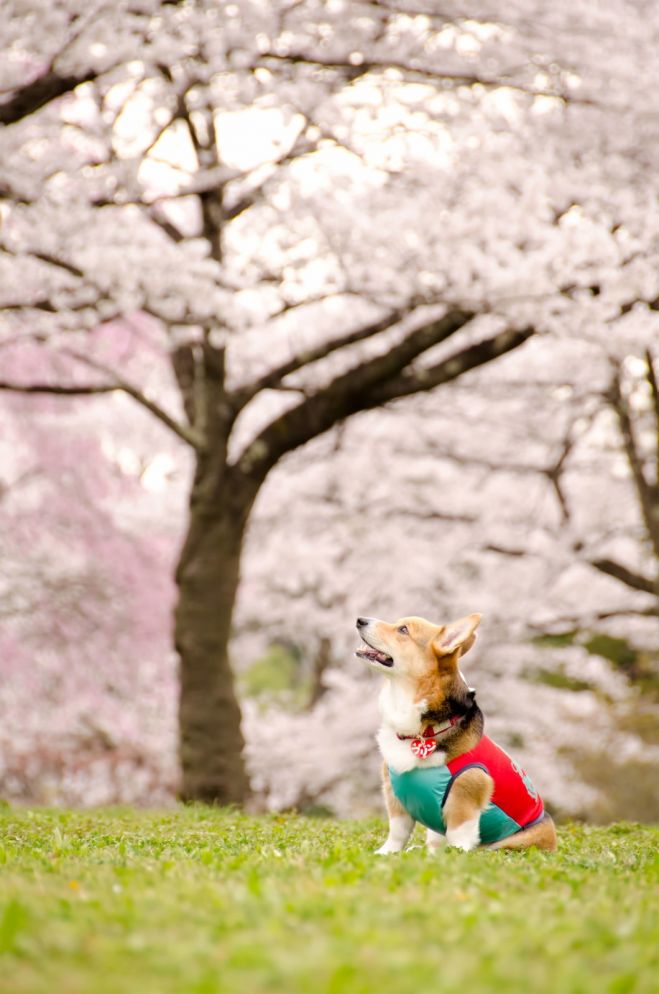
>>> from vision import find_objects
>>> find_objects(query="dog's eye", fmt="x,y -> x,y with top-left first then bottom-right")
398,625 -> 409,636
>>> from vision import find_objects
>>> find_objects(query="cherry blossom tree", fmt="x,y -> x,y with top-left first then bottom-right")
1,0 -> 659,805
0,356 -> 183,804
593,352 -> 659,604
238,343 -> 659,821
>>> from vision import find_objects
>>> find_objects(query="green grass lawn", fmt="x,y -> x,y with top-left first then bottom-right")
0,808 -> 657,994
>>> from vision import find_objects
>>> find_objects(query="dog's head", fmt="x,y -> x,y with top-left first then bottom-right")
355,613 -> 480,703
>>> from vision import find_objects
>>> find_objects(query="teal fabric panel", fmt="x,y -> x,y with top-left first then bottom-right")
389,766 -> 521,844
389,765 -> 452,834
479,802 -> 521,844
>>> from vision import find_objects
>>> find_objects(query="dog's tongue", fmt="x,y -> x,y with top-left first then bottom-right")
355,646 -> 393,667
357,647 -> 386,661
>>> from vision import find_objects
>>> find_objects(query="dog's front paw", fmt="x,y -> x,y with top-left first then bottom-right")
446,818 -> 480,852
375,840 -> 404,855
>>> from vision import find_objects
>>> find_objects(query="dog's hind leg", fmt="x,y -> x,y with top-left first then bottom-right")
488,814 -> 558,852
376,762 -> 415,854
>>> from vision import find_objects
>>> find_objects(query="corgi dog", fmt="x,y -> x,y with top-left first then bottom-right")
356,613 -> 557,853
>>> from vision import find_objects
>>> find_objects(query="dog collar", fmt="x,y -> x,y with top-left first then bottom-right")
396,715 -> 462,759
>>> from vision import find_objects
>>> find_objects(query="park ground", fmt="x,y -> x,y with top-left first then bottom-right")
0,807 -> 657,994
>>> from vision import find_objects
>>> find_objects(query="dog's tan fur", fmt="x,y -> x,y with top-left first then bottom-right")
488,815 -> 557,851
359,613 -> 557,853
443,767 -> 494,833
381,761 -> 408,819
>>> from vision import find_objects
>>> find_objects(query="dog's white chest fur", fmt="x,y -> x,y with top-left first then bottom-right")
376,682 -> 447,774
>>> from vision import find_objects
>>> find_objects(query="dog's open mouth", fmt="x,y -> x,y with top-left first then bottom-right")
355,638 -> 394,667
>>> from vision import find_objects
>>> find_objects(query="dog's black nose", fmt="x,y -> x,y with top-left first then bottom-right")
356,617 -> 368,628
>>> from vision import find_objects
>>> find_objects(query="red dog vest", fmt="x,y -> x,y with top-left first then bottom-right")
448,735 -> 544,828
390,735 -> 545,843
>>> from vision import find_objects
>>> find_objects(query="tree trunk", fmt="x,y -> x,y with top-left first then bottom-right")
174,475 -> 253,804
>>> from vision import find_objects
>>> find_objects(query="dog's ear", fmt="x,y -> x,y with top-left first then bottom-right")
460,631 -> 478,656
432,613 -> 481,659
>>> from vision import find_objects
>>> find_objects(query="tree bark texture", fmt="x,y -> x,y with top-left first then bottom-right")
174,475 -> 254,804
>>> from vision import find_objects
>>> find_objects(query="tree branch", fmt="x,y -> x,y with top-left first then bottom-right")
0,380 -> 116,396
18,249 -> 85,280
238,318 -> 533,485
589,558 -> 656,595
222,131 -> 318,221
260,51 -> 594,105
363,326 -> 534,405
230,305 -> 405,411
527,604 -> 659,633
0,68 -> 100,126
0,0 -> 181,127
645,349 -> 659,488
141,206 -> 186,243
174,84 -> 226,263
236,308 -> 477,478
608,363 -> 659,557
58,348 -> 202,449
0,351 -> 202,450
170,344 -> 196,424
